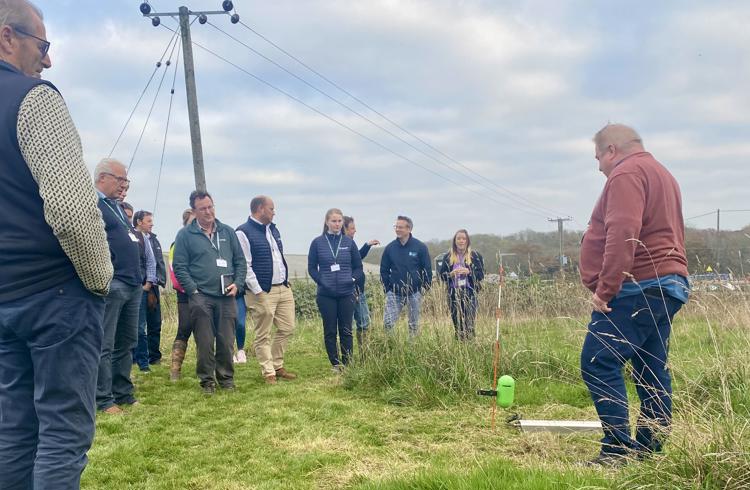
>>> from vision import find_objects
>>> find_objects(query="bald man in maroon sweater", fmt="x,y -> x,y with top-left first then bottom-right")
579,124 -> 690,467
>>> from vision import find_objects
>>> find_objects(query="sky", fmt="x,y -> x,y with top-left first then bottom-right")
37,0 -> 750,253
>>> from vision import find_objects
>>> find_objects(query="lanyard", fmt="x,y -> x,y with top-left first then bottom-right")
326,234 -> 341,263
205,227 -> 222,257
101,198 -> 130,230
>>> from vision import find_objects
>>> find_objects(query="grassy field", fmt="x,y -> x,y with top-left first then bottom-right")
82,283 -> 750,489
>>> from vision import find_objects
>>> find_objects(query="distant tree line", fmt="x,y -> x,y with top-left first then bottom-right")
364,225 -> 750,278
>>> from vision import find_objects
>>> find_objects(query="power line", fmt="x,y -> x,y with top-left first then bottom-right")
153,35 -> 182,213
160,24 -> 551,219
686,209 -> 750,221
109,28 -> 180,157
128,28 -> 181,171
685,210 -> 718,221
206,20 -> 556,220
227,17 -> 571,220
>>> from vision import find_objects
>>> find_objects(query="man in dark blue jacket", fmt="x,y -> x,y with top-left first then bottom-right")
380,216 -> 432,336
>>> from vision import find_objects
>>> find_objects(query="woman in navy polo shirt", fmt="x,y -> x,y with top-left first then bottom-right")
308,208 -> 363,371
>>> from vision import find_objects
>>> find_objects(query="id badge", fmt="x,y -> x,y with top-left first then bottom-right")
458,278 -> 467,287
128,232 -> 139,242
330,264 -> 341,272
216,258 -> 228,268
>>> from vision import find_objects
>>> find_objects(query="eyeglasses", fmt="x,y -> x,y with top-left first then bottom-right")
10,25 -> 50,57
101,172 -> 130,185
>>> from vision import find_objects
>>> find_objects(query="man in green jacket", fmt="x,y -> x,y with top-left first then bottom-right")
173,190 -> 247,394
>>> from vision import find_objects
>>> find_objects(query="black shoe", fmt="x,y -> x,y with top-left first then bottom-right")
149,359 -> 162,366
202,384 -> 216,395
220,383 -> 236,391
138,365 -> 151,373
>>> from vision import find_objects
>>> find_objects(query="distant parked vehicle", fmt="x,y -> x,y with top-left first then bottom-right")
434,252 -> 448,282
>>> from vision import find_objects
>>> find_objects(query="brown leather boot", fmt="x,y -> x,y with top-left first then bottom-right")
275,367 -> 297,380
170,340 -> 187,381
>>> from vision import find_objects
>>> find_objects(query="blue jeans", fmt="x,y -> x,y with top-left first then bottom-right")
0,277 -> 104,490
581,290 -> 683,456
96,279 -> 141,410
383,291 -> 422,336
134,287 -> 162,368
352,291 -> 370,331
235,294 -> 246,350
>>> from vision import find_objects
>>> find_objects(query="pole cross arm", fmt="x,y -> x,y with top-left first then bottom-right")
143,11 -> 228,17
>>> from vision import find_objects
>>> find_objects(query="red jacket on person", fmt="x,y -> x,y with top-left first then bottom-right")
579,151 -> 689,302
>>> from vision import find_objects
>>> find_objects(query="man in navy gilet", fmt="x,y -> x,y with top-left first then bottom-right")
236,195 -> 297,384
94,158 -> 143,413
0,1 -> 114,488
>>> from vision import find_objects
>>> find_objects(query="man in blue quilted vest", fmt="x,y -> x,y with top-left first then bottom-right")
236,195 -> 297,384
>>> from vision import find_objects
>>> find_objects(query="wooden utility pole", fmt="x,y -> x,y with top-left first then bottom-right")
141,2 -> 239,193
178,6 -> 206,192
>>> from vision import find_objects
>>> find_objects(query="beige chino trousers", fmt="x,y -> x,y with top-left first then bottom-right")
245,285 -> 295,376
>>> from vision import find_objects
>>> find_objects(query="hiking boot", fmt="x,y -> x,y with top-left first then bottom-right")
264,374 -> 277,385
170,340 -> 187,382
275,367 -> 297,380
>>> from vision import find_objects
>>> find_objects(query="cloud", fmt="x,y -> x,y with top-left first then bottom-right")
36,0 -> 750,252
214,168 -> 310,185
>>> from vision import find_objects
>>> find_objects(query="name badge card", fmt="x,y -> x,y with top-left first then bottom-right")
330,264 -> 341,272
129,233 -> 139,242
458,278 -> 467,287
216,258 -> 228,268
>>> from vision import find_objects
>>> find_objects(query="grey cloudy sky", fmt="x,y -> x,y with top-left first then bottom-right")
40,0 -> 750,253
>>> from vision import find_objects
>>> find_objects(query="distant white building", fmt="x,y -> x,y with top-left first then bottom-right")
285,254 -> 380,281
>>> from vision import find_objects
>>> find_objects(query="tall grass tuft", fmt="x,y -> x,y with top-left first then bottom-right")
621,284 -> 750,489
342,275 -> 750,487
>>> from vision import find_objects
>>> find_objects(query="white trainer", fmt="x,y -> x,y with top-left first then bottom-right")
235,349 -> 247,364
